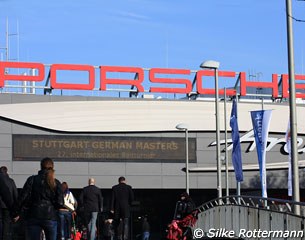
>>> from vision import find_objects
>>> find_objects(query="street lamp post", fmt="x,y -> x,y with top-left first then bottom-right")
176,123 -> 189,194
200,60 -> 222,200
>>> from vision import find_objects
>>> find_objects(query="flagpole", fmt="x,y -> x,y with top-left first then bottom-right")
261,97 -> 267,207
235,93 -> 241,202
286,0 -> 300,215
229,90 -> 243,204
224,88 -> 229,199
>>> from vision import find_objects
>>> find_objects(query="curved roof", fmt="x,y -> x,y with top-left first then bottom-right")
0,98 -> 303,133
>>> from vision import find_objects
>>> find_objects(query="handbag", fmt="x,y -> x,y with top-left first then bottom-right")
64,192 -> 76,211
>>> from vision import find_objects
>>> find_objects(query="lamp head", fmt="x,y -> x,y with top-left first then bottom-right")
176,123 -> 189,131
200,60 -> 220,69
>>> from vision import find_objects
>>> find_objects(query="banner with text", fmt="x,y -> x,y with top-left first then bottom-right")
230,98 -> 243,182
250,110 -> 272,198
13,134 -> 196,163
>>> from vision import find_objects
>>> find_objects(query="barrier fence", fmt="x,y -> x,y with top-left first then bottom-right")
195,195 -> 305,239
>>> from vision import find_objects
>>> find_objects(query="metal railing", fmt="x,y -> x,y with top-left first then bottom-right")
195,195 -> 305,239
197,195 -> 305,216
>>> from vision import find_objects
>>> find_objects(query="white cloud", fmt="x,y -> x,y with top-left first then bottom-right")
116,10 -> 150,22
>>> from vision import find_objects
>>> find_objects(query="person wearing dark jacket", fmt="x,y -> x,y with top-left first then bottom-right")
0,166 -> 18,240
111,176 -> 134,240
101,211 -> 114,240
79,178 -> 103,240
174,192 -> 196,220
15,157 -> 64,240
0,172 -> 14,240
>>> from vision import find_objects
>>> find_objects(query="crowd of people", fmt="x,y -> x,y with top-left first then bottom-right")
0,156 -> 198,240
0,157 -> 136,240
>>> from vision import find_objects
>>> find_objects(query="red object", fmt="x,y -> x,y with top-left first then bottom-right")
166,211 -> 198,240
3,60 -> 305,97
0,61 -> 45,87
71,231 -> 82,240
281,74 -> 305,99
71,213 -> 82,240
196,70 -> 236,96
167,220 -> 183,240
149,68 -> 192,93
51,64 -> 95,90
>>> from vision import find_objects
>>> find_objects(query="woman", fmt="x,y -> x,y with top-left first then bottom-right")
59,182 -> 77,240
16,157 -> 64,240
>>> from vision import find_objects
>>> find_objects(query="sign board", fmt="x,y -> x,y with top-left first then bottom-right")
1,61 -> 305,98
12,134 -> 197,163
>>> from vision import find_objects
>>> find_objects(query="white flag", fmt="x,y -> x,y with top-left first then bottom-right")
285,120 -> 292,197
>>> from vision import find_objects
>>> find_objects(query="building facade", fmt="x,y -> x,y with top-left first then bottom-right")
0,93 -> 304,191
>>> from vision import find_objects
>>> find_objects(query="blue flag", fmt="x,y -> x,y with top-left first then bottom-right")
230,99 -> 243,182
250,110 -> 272,198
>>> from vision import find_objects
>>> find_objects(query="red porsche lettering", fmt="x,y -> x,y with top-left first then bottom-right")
50,64 -> 95,90
0,61 -> 44,88
196,70 -> 237,96
1,61 -> 304,99
100,66 -> 144,92
149,68 -> 192,93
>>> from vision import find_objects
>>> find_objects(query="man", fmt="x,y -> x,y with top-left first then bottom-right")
80,178 -> 103,240
0,166 -> 18,240
111,177 -> 134,240
0,171 -> 13,240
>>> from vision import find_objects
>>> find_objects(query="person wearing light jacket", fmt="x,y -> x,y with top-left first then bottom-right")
58,182 -> 77,240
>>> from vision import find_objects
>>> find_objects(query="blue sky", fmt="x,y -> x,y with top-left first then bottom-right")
1,0 -> 305,97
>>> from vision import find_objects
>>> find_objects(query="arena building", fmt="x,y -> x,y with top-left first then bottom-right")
1,61 -> 305,238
